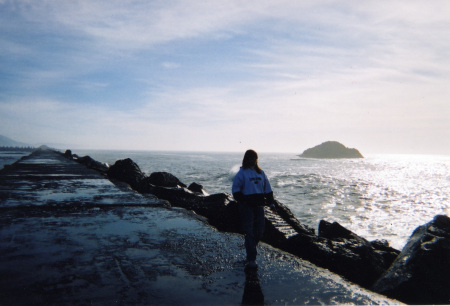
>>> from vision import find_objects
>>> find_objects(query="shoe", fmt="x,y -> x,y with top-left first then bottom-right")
245,260 -> 258,269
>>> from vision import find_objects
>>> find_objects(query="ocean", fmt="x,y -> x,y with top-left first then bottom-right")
2,149 -> 449,250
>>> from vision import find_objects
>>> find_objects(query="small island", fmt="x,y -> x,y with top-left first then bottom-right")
300,141 -> 364,159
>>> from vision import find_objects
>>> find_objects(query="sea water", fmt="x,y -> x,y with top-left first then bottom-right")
2,150 -> 449,250
72,150 -> 450,250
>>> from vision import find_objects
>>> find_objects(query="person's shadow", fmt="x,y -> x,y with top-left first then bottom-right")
242,267 -> 264,305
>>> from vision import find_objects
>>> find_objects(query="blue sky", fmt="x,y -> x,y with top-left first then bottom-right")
1,0 -> 449,154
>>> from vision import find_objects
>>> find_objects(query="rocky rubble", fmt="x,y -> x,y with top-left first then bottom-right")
68,150 -> 450,305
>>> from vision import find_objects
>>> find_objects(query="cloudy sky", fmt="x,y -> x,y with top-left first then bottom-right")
1,0 -> 449,154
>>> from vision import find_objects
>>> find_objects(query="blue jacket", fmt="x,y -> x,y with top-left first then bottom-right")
232,167 -> 274,206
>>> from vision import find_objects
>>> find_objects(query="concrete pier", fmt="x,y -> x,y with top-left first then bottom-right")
0,148 -> 400,305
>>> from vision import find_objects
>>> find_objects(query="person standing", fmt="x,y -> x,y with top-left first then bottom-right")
232,149 -> 276,269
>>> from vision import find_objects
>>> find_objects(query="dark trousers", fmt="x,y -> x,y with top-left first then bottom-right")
239,203 -> 265,262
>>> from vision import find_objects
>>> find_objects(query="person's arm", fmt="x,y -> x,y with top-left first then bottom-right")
263,172 -> 276,209
265,191 -> 274,204
232,170 -> 244,203
233,191 -> 244,203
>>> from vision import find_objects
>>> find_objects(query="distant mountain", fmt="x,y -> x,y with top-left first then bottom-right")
0,134 -> 29,147
300,141 -> 364,159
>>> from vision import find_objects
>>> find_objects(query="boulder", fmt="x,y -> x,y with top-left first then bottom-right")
107,158 -> 145,190
196,193 -> 241,232
139,179 -> 241,233
307,220 -> 400,287
188,182 -> 208,195
64,149 -> 73,159
370,239 -> 400,269
300,141 -> 363,159
75,155 -> 110,174
147,171 -> 187,188
320,222 -> 400,263
275,201 -> 315,236
372,215 -> 450,305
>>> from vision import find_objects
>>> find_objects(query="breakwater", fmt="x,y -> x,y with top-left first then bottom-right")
0,147 -> 398,304
0,147 -> 447,304
68,149 -> 450,305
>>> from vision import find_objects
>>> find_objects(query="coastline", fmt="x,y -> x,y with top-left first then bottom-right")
0,147 -> 401,305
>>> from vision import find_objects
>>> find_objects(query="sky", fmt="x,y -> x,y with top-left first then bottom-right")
0,0 -> 449,155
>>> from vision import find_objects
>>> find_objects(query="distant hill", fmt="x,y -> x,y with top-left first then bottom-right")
300,141 -> 364,159
0,134 -> 29,147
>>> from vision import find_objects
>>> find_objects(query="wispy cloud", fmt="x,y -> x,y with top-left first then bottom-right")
161,62 -> 180,70
1,0 -> 449,153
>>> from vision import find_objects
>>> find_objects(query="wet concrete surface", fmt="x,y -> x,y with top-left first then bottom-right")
0,149 -> 401,305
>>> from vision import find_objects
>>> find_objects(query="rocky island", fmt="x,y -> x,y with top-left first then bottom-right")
300,141 -> 364,159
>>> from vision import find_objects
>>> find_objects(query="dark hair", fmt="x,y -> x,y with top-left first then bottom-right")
242,149 -> 262,174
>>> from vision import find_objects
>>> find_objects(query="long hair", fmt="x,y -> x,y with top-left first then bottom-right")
242,149 -> 262,174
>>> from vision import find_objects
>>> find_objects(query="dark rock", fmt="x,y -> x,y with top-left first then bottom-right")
371,239 -> 390,248
274,201 -> 315,236
319,219 -> 355,240
188,182 -> 208,195
136,176 -> 156,193
308,220 -> 401,288
197,193 -> 240,232
300,141 -> 363,159
143,185 -> 199,208
139,181 -> 241,233
75,155 -> 109,173
370,239 -> 401,268
262,206 -> 316,254
319,222 -> 400,261
147,171 -> 187,188
107,158 -> 145,190
372,214 -> 450,305
63,149 -> 73,159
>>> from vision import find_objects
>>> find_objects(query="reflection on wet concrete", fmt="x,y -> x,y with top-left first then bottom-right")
0,149 -> 402,304
242,268 -> 264,305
